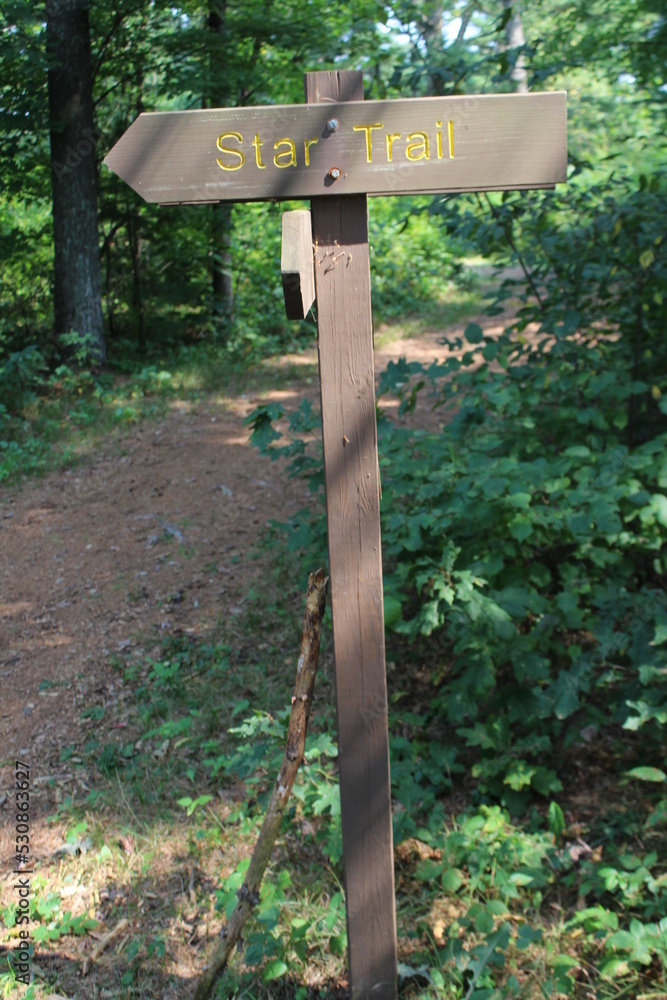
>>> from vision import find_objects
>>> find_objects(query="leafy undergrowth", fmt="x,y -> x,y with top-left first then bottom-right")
0,258 -> 483,491
2,589 -> 666,999
0,329 -> 288,486
0,353 -> 183,485
229,177 -> 667,998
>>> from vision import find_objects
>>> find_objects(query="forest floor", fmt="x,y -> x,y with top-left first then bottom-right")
0,292 -> 530,999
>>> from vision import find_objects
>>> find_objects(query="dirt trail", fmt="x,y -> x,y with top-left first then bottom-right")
0,306 -> 511,838
0,400 -> 303,771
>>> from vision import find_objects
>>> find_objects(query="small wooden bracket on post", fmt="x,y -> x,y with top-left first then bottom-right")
281,209 -> 315,320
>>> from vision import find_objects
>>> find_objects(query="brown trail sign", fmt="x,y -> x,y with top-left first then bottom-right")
105,90 -> 565,205
105,70 -> 566,1000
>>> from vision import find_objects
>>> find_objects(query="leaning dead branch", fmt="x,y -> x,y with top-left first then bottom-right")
82,918 -> 129,976
193,568 -> 328,1000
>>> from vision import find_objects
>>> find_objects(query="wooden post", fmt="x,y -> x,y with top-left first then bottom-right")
306,70 -> 398,1000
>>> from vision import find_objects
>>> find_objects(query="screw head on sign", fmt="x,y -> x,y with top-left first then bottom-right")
328,167 -> 341,180
327,118 -> 339,132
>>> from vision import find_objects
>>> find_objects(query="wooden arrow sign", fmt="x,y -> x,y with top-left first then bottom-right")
104,92 -> 566,205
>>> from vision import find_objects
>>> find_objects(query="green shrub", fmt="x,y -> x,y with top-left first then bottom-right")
247,169 -> 667,816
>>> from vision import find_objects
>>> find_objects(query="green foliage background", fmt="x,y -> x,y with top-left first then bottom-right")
1,0 -> 666,996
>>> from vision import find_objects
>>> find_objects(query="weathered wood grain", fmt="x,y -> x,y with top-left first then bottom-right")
307,70 -> 397,1000
281,210 -> 315,320
104,92 -> 567,204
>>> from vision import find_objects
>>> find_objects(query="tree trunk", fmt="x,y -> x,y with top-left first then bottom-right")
47,0 -> 106,365
503,1 -> 529,93
422,3 -> 445,95
208,2 -> 234,326
127,208 -> 146,354
211,201 -> 234,324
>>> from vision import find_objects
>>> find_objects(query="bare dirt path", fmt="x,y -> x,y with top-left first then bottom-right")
0,395 -> 309,784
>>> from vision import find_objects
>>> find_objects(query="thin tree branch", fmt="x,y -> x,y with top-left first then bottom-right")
456,15 -> 471,42
192,569 -> 329,1000
481,192 -> 545,310
100,219 -> 124,257
91,2 -> 134,84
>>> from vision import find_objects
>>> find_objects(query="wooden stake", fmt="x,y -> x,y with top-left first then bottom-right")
306,70 -> 398,1000
193,569 -> 328,1000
